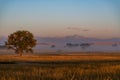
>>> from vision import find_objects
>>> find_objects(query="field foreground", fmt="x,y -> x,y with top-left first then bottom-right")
0,52 -> 120,62
0,52 -> 120,80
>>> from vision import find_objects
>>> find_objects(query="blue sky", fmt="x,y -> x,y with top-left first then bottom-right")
0,0 -> 120,38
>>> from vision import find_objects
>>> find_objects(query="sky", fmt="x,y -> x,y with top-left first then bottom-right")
0,0 -> 120,38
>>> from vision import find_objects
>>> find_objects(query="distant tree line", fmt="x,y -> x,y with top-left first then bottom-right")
66,43 -> 93,49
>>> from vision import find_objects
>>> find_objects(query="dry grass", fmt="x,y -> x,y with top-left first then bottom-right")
0,60 -> 120,80
0,52 -> 120,62
0,52 -> 120,80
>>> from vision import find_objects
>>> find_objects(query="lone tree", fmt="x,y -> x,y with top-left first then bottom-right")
5,30 -> 37,56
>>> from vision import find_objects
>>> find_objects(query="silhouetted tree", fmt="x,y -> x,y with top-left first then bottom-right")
5,30 -> 37,56
112,43 -> 117,47
51,45 -> 56,48
80,43 -> 91,50
66,43 -> 79,47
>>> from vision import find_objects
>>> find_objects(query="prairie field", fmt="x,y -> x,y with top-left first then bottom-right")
0,52 -> 120,80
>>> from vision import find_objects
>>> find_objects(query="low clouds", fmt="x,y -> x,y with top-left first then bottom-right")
67,26 -> 90,32
82,29 -> 89,32
67,27 -> 81,31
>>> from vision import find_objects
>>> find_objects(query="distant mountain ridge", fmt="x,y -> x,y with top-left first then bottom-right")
0,36 -> 6,45
1,35 -> 120,52
0,35 -> 120,45
36,35 -> 120,44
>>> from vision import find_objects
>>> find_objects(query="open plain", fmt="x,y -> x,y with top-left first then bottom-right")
0,52 -> 120,80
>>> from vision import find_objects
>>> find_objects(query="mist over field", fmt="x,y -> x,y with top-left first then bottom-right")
0,35 -> 120,53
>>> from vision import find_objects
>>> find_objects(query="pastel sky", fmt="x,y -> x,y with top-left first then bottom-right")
0,0 -> 120,38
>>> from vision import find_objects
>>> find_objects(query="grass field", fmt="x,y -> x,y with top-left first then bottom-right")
0,52 -> 120,80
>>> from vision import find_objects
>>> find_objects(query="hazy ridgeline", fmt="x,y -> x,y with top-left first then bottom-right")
0,60 -> 120,80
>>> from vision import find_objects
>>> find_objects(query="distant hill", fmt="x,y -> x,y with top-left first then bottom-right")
0,36 -> 6,45
0,35 -> 120,52
0,35 -> 120,45
36,35 -> 120,45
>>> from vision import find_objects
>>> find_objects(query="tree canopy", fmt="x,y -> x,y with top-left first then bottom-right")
5,30 -> 37,56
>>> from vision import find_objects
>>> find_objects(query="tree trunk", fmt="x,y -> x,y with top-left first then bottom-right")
17,49 -> 23,56
20,52 -> 22,56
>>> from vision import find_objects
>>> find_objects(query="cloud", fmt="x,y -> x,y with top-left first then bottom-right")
67,27 -> 90,32
82,29 -> 89,32
67,27 -> 81,31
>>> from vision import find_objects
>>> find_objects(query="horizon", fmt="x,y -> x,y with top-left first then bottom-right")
0,0 -> 120,38
0,34 -> 120,39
